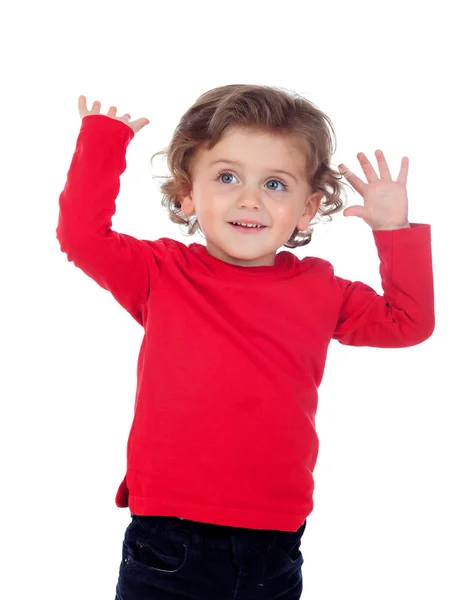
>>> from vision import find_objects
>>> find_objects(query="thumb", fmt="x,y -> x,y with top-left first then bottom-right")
131,118 -> 150,133
343,206 -> 363,218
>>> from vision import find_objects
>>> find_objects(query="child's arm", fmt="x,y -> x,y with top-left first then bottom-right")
56,108 -> 166,326
332,224 -> 434,348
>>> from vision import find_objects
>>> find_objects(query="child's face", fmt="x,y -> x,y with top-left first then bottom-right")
181,126 -> 323,267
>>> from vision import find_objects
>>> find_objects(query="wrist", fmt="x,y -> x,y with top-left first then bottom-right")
374,223 -> 410,231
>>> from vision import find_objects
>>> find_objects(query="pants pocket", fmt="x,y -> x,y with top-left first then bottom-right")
279,539 -> 304,568
123,537 -> 189,575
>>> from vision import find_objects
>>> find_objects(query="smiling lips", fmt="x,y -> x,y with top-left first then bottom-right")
229,222 -> 267,233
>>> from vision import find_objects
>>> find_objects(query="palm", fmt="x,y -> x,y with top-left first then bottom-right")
360,180 -> 409,228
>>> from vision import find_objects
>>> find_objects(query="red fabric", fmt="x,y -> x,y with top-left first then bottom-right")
56,115 -> 435,532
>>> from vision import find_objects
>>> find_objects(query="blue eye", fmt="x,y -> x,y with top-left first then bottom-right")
216,171 -> 288,191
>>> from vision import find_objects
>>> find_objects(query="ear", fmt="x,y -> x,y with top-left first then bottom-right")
296,191 -> 324,231
180,187 -> 195,217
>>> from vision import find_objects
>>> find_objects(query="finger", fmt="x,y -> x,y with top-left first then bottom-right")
338,164 -> 366,196
78,95 -> 88,119
130,117 -> 150,132
374,149 -> 392,179
91,100 -> 101,114
108,106 -> 118,117
397,156 -> 409,186
357,152 -> 379,182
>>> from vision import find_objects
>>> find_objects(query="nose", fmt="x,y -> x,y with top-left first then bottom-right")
237,187 -> 263,209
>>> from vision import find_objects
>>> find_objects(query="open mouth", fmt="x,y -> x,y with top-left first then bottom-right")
228,222 -> 267,233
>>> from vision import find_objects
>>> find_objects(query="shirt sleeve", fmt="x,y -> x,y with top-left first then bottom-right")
56,115 -> 168,326
332,223 -> 435,348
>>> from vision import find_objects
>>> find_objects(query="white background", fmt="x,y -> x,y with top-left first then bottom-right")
1,0 -> 470,598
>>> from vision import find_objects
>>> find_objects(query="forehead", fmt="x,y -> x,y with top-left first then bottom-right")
196,126 -> 308,169
217,126 -> 302,152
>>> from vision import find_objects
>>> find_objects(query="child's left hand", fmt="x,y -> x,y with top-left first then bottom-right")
338,150 -> 410,231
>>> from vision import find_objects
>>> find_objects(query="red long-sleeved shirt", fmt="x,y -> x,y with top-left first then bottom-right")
56,115 -> 434,532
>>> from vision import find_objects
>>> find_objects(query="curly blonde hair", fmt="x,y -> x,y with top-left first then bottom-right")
150,84 -> 352,248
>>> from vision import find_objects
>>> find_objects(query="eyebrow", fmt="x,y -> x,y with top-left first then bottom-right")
208,159 -> 298,183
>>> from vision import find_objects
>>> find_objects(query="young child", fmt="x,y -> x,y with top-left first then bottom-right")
56,84 -> 434,600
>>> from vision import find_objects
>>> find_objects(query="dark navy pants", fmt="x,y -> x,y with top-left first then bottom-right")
115,513 -> 306,599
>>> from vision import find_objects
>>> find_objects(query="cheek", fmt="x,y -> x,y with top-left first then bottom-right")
194,197 -> 225,225
271,204 -> 296,224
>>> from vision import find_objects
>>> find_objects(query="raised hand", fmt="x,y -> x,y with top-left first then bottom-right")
339,150 -> 410,231
78,95 -> 150,134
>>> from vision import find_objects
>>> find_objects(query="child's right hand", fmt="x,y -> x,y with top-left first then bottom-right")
78,95 -> 150,134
